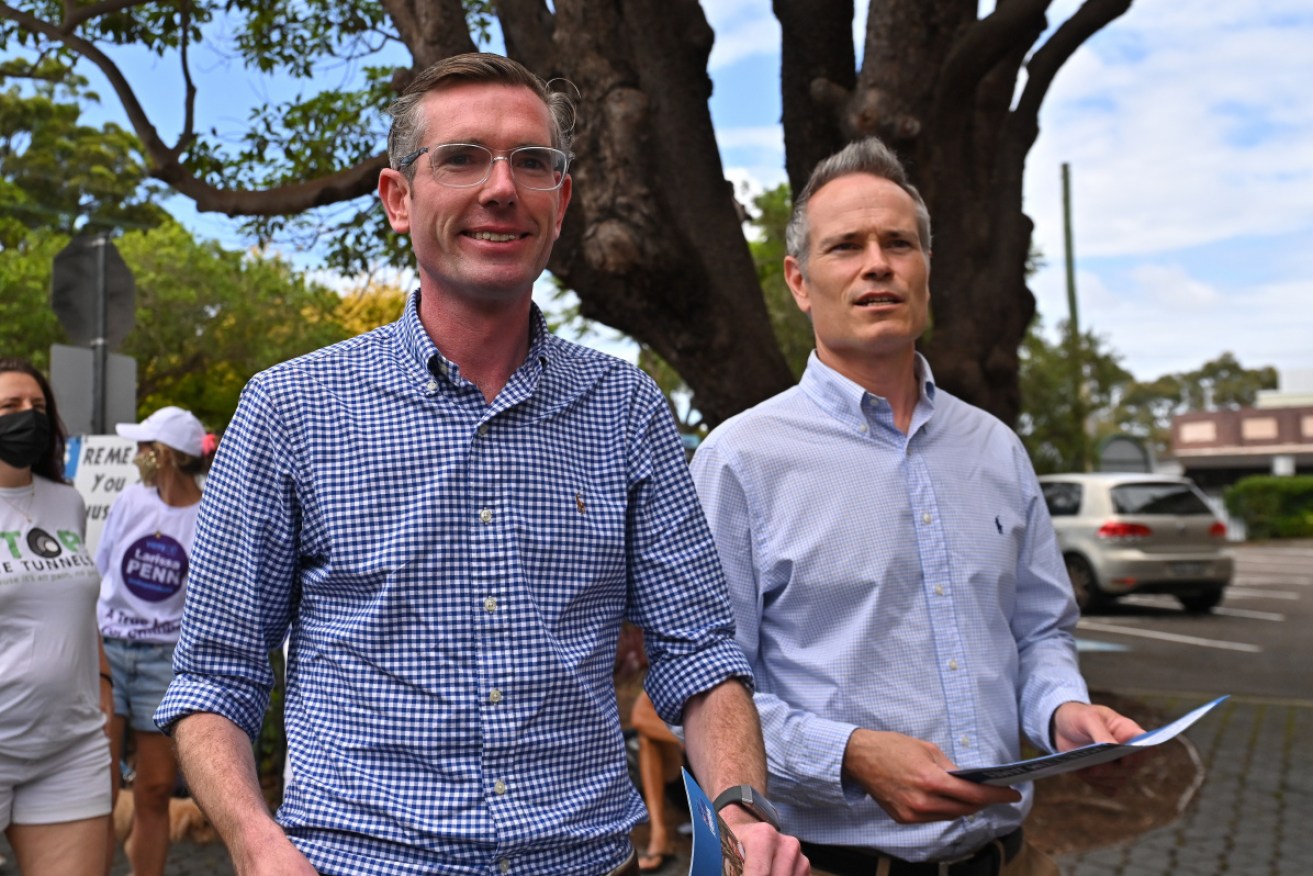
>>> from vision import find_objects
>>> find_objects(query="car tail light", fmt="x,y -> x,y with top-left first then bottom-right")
1209,521 -> 1227,539
1097,521 -> 1152,541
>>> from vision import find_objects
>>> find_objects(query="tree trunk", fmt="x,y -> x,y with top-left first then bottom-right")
507,0 -> 797,427
775,0 -> 1131,425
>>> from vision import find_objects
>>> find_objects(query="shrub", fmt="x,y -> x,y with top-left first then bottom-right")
1224,475 -> 1313,540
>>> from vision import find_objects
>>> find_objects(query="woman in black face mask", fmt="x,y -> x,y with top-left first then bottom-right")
0,357 -> 114,875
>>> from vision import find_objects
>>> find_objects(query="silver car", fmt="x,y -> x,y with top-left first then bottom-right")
1038,473 -> 1234,613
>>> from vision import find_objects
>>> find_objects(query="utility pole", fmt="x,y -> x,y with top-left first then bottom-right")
1062,163 -> 1089,471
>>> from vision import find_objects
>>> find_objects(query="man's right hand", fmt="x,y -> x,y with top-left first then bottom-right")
841,729 -> 1021,823
175,712 -> 320,875
230,828 -> 318,876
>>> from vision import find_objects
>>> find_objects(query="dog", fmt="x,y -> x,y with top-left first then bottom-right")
113,788 -> 219,852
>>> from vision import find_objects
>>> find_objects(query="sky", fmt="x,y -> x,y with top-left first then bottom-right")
45,0 -> 1313,389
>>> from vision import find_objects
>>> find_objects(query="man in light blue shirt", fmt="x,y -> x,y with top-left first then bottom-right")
690,137 -> 1142,876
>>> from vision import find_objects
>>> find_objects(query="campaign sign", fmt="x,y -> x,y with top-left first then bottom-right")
70,435 -> 140,556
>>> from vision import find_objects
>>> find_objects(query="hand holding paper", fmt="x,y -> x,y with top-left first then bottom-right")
950,696 -> 1228,786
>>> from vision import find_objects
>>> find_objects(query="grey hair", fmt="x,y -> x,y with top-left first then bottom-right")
784,137 -> 932,273
386,53 -> 576,179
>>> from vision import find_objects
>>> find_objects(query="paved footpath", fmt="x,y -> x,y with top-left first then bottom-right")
1056,692 -> 1311,876
2,694 -> 1307,875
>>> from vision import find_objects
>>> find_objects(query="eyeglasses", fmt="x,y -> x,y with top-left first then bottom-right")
397,143 -> 571,191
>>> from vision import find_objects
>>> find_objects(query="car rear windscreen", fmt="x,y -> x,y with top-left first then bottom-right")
1111,483 -> 1212,515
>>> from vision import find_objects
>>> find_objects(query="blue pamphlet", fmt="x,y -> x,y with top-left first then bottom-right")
682,768 -> 745,876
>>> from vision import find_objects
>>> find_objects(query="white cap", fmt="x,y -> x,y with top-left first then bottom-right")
116,406 -> 205,457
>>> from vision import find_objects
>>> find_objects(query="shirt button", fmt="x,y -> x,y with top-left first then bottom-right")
858,423 -> 869,433
934,584 -> 945,596
948,659 -> 959,671
484,596 -> 498,613
477,423 -> 490,437
960,735 -> 971,747
489,688 -> 503,704
499,859 -> 510,873
479,508 -> 493,524
494,779 -> 507,795
922,512 -> 933,524
425,380 -> 439,393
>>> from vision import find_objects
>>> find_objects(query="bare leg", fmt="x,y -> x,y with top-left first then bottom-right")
7,816 -> 111,876
107,714 -> 127,876
632,692 -> 683,871
128,731 -> 179,876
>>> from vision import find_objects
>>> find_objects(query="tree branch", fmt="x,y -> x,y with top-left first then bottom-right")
2,0 -> 179,158
178,0 -> 197,151
156,156 -> 390,217
495,0 -> 556,73
378,0 -> 476,69
1014,0 -> 1133,127
939,0 -> 1048,100
1,0 -> 388,217
58,0 -> 148,31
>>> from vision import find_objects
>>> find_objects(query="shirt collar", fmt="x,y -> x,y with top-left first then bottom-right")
393,290 -> 552,386
798,350 -> 937,432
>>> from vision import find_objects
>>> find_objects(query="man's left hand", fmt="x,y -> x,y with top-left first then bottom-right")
1053,701 -> 1146,795
719,811 -> 810,876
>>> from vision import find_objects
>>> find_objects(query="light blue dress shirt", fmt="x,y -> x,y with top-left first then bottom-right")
156,295 -> 751,876
690,352 -> 1088,862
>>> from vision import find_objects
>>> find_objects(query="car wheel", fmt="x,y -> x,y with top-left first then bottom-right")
1178,591 -> 1223,614
1064,554 -> 1103,612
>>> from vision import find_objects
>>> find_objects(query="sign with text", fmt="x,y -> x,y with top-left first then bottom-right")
71,435 -> 140,557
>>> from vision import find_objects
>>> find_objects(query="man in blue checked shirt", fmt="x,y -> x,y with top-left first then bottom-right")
689,138 -> 1144,876
155,53 -> 806,876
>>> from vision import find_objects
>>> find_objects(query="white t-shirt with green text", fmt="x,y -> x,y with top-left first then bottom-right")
0,476 -> 105,759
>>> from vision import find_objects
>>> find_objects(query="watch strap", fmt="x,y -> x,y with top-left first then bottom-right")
712,784 -> 781,831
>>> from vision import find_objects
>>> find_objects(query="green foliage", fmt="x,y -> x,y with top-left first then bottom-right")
1224,476 -> 1313,541
748,183 -> 812,378
0,72 -> 168,242
0,228 -> 66,370
1,221 -> 352,432
114,221 -> 353,430
1018,320 -> 1279,472
1017,318 -> 1132,473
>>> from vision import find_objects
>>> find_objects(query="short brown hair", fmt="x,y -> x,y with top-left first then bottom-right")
387,53 -> 575,178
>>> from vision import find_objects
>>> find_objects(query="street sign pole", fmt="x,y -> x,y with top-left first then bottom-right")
92,232 -> 108,434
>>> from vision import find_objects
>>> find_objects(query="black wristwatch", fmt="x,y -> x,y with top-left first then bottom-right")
712,785 -> 781,831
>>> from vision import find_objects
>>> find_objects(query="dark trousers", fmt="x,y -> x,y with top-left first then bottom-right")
801,828 -> 1024,876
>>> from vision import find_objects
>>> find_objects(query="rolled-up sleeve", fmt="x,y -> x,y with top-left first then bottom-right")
155,376 -> 303,739
623,382 -> 752,724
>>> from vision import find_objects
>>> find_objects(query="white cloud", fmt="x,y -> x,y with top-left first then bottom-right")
704,0 -> 779,70
1025,4 -> 1313,261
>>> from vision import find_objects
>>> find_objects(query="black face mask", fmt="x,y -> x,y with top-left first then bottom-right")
0,409 -> 52,470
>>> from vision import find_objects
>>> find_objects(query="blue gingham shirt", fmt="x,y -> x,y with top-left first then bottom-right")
689,353 -> 1088,862
156,295 -> 751,876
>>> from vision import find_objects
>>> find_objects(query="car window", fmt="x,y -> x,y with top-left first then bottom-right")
1111,482 -> 1212,515
1042,482 -> 1082,517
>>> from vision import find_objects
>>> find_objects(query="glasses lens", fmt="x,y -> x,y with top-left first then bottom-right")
510,147 -> 568,190
427,144 -> 568,190
430,144 -> 493,187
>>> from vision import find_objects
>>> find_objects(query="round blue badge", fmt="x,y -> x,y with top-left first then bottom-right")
121,534 -> 189,602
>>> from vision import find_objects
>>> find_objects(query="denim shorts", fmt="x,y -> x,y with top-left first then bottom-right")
104,638 -> 177,733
